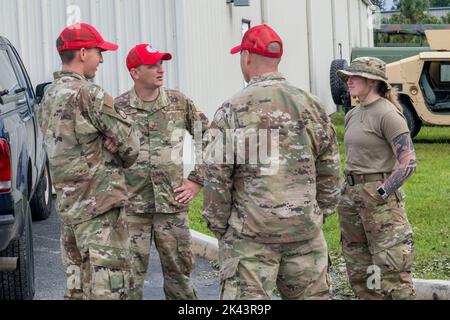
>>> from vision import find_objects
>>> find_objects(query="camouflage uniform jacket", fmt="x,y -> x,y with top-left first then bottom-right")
203,72 -> 341,243
114,87 -> 209,214
39,71 -> 140,225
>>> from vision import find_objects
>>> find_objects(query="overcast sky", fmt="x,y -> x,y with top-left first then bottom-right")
383,0 -> 395,10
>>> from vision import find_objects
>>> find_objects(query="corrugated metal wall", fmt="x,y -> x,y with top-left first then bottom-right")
265,0 -> 310,94
0,0 -> 373,118
174,0 -> 262,119
307,0 -> 336,109
264,0 -> 373,113
0,0 -> 175,97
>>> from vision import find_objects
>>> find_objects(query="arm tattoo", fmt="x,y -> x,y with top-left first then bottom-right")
392,132 -> 414,159
382,133 -> 417,196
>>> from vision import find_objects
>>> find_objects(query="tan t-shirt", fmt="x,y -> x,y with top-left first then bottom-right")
344,97 -> 410,175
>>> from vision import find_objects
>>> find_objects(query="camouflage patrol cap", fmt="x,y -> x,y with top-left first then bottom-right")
337,56 -> 391,89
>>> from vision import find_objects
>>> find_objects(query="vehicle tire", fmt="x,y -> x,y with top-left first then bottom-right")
30,158 -> 52,221
330,59 -> 349,105
0,209 -> 35,300
401,103 -> 422,138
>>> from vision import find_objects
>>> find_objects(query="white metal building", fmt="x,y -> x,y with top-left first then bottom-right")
1,0 -> 374,118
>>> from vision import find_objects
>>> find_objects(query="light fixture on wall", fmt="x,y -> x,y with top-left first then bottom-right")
226,0 -> 250,6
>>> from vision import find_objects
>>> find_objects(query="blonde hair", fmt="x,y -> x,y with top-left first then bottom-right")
378,82 -> 403,112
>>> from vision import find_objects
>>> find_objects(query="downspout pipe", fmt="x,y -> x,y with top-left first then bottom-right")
261,0 -> 268,24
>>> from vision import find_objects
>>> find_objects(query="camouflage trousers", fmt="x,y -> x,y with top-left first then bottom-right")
127,211 -> 198,300
337,181 -> 416,300
60,207 -> 133,300
218,228 -> 330,300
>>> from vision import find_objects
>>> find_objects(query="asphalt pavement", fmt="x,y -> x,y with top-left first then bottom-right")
32,203 -> 219,300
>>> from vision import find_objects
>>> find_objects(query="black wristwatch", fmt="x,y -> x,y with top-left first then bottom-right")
377,186 -> 388,200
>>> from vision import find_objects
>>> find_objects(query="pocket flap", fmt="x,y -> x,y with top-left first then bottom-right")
89,246 -> 130,270
362,183 -> 387,204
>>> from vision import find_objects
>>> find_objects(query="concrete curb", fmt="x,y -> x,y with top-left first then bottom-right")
190,230 -> 450,300
414,279 -> 450,300
190,230 -> 219,261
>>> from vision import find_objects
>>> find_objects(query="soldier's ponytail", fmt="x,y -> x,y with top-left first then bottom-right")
378,82 -> 403,112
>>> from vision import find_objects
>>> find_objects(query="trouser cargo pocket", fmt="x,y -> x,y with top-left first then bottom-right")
89,246 -> 131,300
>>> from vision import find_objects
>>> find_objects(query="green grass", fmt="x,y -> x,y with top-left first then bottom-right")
188,190 -> 213,237
189,112 -> 450,280
415,125 -> 450,142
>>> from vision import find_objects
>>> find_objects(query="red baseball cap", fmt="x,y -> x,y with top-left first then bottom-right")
230,24 -> 283,58
57,22 -> 118,52
126,44 -> 172,71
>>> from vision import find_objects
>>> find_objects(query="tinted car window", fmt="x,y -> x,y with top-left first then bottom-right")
8,46 -> 35,101
0,48 -> 20,95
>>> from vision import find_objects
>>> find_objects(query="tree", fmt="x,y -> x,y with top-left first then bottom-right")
393,0 -> 450,12
430,0 -> 450,7
399,0 -> 430,24
390,0 -> 448,10
441,11 -> 450,23
421,13 -> 442,24
371,0 -> 385,10
381,0 -> 446,46
388,13 -> 407,23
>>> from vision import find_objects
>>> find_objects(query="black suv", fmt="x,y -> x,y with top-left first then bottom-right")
0,36 -> 53,300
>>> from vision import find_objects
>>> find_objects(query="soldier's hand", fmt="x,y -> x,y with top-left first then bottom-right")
174,179 -> 201,204
102,137 -> 118,153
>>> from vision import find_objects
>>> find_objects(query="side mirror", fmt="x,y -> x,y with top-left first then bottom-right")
0,89 -> 8,105
35,82 -> 52,104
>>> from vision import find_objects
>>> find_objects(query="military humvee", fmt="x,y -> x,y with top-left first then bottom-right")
330,30 -> 450,137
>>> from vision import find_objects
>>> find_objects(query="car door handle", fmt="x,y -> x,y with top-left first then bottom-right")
17,98 -> 27,105
19,108 -> 32,121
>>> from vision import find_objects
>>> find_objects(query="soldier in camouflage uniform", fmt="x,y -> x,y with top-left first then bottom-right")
113,44 -> 209,300
202,25 -> 341,300
336,57 -> 416,299
38,23 -> 140,300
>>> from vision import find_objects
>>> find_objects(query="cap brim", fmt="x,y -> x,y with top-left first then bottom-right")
337,70 -> 392,89
230,45 -> 242,55
160,52 -> 172,61
336,70 -> 353,82
97,41 -> 119,51
149,52 -> 173,64
137,52 -> 173,67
